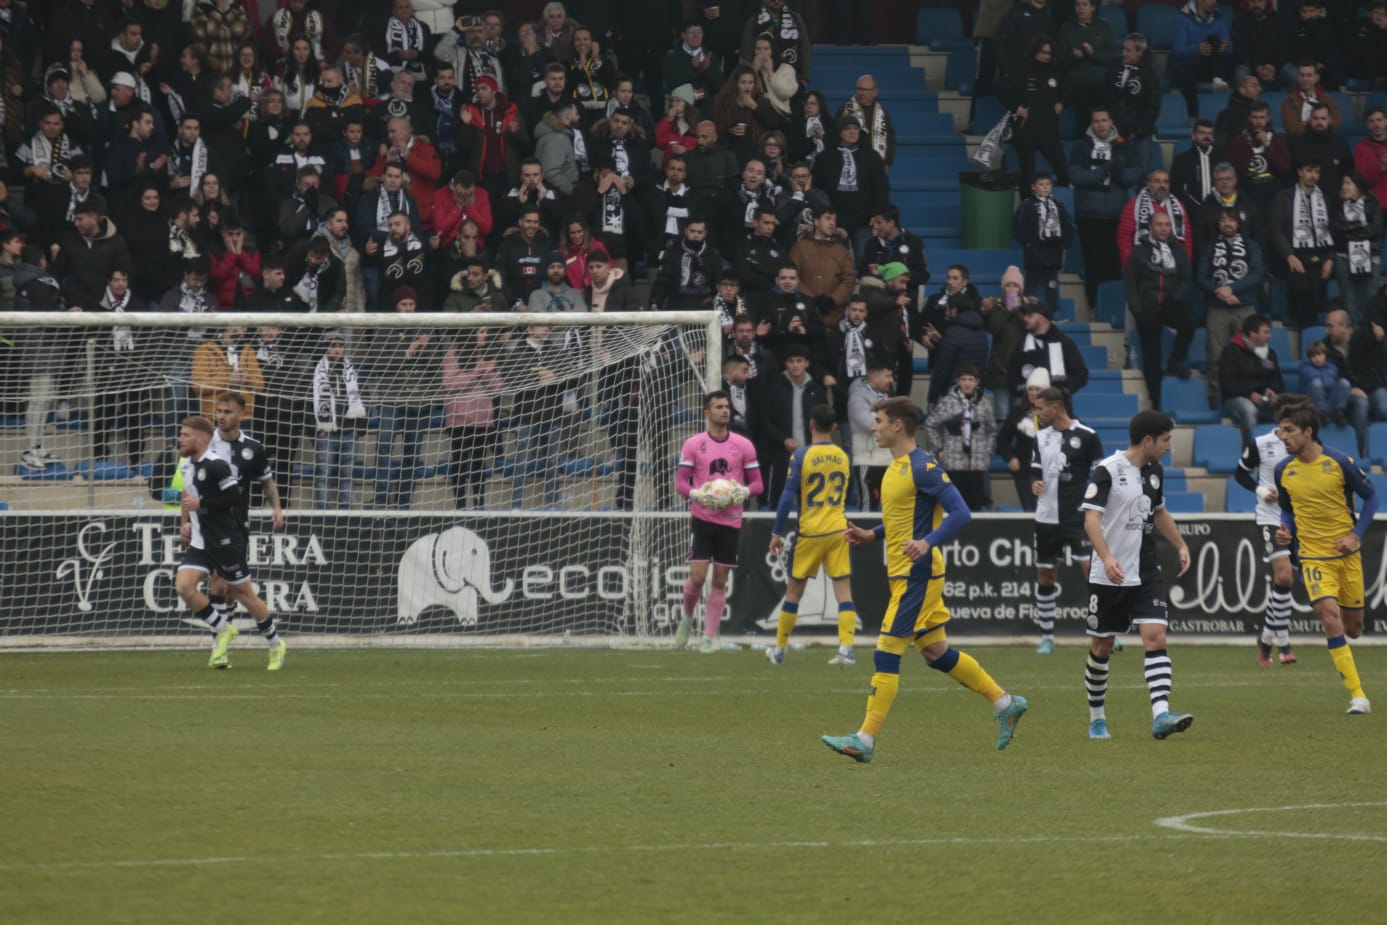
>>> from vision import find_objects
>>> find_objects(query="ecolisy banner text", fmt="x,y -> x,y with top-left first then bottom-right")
0,514 -> 1378,638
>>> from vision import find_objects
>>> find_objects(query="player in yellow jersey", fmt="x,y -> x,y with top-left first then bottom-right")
766,404 -> 859,665
1273,402 -> 1378,714
821,397 -> 1028,763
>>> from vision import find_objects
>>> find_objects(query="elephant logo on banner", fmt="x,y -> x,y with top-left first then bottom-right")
398,527 -> 514,626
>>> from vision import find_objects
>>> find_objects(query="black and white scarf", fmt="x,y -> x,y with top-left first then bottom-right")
1298,88 -> 1320,124
1341,197 -> 1373,274
1114,63 -> 1143,96
658,180 -> 690,235
959,395 -> 976,453
168,138 -> 208,190
386,16 -> 428,80
1242,128 -> 1272,182
101,286 -> 135,352
273,9 -> 326,61
346,56 -> 383,100
109,36 -> 154,104
1149,239 -> 1176,271
678,240 -> 711,294
294,262 -> 324,310
681,41 -> 708,68
177,281 -> 211,340
169,222 -> 199,262
738,185 -> 761,226
600,184 -> 625,235
383,234 -> 425,279
756,4 -> 801,66
713,293 -> 745,330
1022,333 -> 1068,382
375,188 -> 412,232
804,114 -> 824,162
572,129 -> 588,171
1133,189 -> 1185,244
1191,145 -> 1213,201
18,131 -> 74,179
1035,196 -> 1061,240
1292,184 -> 1332,251
610,138 -> 629,177
64,182 -> 93,223
840,316 -> 869,379
836,146 -> 858,192
1209,234 -> 1249,287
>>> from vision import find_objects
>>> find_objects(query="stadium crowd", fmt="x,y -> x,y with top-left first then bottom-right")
3,0 -> 1387,512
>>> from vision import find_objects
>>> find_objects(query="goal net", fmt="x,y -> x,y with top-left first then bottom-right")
0,309 -> 719,648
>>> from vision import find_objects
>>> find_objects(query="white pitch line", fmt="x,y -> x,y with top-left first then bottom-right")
1155,802 -> 1387,842
0,832 -> 1222,873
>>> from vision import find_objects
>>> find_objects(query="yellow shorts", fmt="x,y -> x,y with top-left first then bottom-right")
881,576 -> 951,638
790,532 -> 851,581
1301,554 -> 1364,609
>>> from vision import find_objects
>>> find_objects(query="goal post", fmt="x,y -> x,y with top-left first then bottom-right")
0,309 -> 721,648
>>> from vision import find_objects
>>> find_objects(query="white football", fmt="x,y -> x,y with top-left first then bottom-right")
704,478 -> 740,507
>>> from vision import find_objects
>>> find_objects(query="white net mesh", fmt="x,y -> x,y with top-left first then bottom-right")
0,311 -> 717,646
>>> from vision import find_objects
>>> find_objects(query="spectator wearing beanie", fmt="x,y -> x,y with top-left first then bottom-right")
981,266 -> 1029,421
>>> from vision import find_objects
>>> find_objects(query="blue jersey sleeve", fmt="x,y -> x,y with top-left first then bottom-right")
912,452 -> 972,546
1331,448 -> 1379,536
772,447 -> 808,536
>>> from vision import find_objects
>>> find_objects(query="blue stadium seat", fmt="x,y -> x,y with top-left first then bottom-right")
1318,424 -> 1359,455
1268,327 -> 1294,369
1136,5 -> 1180,50
1095,280 -> 1126,328
1300,325 -> 1327,359
1078,344 -> 1110,370
1156,94 -> 1191,138
1262,91 -> 1288,132
973,95 -> 1006,132
1100,5 -> 1128,35
1192,425 -> 1243,472
945,47 -> 977,96
1163,491 -> 1206,513
1368,423 -> 1387,468
916,7 -> 968,49
1225,474 -> 1257,513
1165,377 -> 1220,425
1075,391 -> 1138,422
1330,93 -> 1364,135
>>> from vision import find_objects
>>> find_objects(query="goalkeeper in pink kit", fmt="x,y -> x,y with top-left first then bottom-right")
676,391 -> 764,652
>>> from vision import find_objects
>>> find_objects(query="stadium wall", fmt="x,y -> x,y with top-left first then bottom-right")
0,513 -> 1378,645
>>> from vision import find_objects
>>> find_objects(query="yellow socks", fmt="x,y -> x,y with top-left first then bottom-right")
775,601 -> 799,649
1329,635 -> 1366,699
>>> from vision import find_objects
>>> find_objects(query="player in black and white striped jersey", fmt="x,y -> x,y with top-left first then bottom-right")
1029,387 -> 1103,654
1235,398 -> 1314,667
1081,410 -> 1193,742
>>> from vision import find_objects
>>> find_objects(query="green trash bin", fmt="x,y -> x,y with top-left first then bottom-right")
959,171 -> 1017,250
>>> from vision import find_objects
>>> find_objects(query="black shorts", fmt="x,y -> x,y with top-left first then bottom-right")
688,518 -> 741,567
1260,524 -> 1291,562
180,545 -> 252,585
1086,581 -> 1167,637
1035,520 -> 1091,569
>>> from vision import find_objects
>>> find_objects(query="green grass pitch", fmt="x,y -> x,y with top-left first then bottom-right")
2,645 -> 1386,924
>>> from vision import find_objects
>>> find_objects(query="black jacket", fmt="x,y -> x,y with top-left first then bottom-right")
1007,325 -> 1088,396
762,372 -> 828,459
859,230 -> 929,288
52,218 -> 133,310
734,232 -> 789,295
651,238 -> 721,310
754,288 -> 826,360
1326,328 -> 1387,393
1219,331 -> 1285,399
927,308 -> 989,406
1288,130 -> 1352,199
1104,59 -> 1159,139
812,145 -> 889,231
494,229 -> 554,306
1124,240 -> 1192,315
1012,196 -> 1074,269
1169,144 -> 1223,217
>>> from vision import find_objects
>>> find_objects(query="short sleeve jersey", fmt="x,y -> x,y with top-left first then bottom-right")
678,430 -> 761,528
1032,419 -> 1103,526
183,452 -> 243,552
1274,446 -> 1373,560
774,442 -> 850,537
1238,430 -> 1288,527
1082,450 -> 1166,587
210,429 -> 274,533
880,448 -> 957,580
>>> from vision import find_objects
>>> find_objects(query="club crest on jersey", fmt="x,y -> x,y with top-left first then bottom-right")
1322,460 -> 1334,473
1149,474 -> 1160,489
708,458 -> 730,476
241,447 -> 254,460
1070,436 -> 1081,448
1136,495 -> 1152,515
196,469 -> 206,482
1084,482 -> 1098,499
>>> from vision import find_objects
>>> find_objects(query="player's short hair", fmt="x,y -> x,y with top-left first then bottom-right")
723,354 -> 749,367
1128,410 -> 1174,447
307,236 -> 332,259
810,403 -> 836,433
872,396 -> 919,436
1279,401 -> 1321,442
955,364 -> 979,380
108,265 -> 130,280
1037,387 -> 1067,406
182,415 -> 214,437
782,342 -> 810,360
586,249 -> 609,266
1242,313 -> 1271,335
216,391 -> 247,410
719,270 -> 741,285
1306,340 -> 1327,357
703,390 -> 731,410
182,256 -> 210,277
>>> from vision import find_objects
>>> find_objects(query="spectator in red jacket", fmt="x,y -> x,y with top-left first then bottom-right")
209,219 -> 261,307
1116,169 -> 1194,267
364,115 -> 443,229
430,169 -> 494,249
1354,106 -> 1387,207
